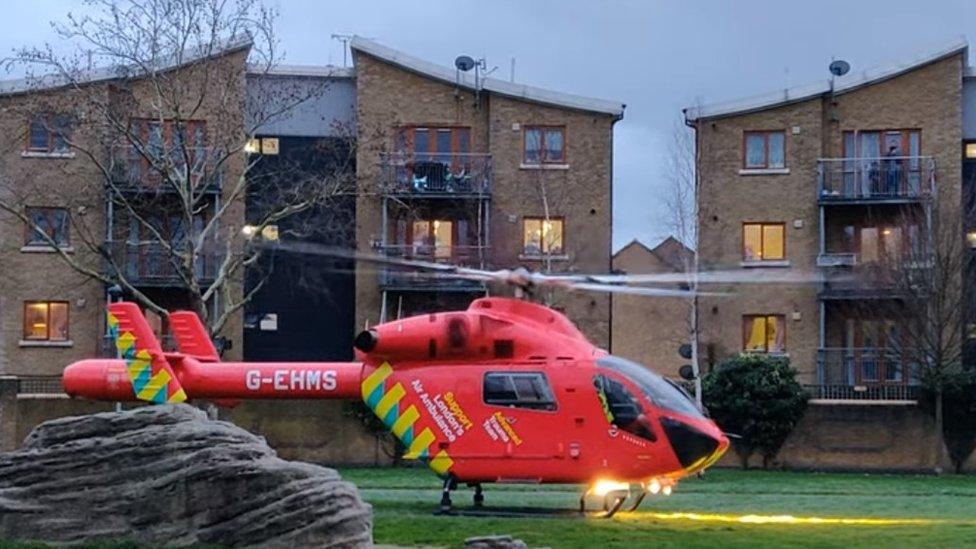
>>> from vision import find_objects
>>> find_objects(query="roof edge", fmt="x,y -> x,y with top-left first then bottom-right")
350,36 -> 624,118
686,37 -> 969,121
0,35 -> 253,97
247,64 -> 355,79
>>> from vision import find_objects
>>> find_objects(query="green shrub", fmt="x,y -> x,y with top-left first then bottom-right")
702,353 -> 808,469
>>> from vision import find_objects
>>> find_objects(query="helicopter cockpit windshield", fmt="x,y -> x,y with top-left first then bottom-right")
596,355 -> 704,419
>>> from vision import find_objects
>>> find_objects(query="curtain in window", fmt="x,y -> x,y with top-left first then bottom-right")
745,134 -> 765,168
524,129 -> 541,163
767,132 -> 785,168
544,129 -> 564,162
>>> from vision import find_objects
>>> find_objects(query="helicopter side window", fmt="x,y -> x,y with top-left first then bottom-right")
483,372 -> 557,411
593,375 -> 656,442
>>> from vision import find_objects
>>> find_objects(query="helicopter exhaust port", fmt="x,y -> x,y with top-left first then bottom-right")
353,329 -> 378,352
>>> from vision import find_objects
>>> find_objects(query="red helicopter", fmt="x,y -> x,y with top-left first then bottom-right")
61,255 -> 779,517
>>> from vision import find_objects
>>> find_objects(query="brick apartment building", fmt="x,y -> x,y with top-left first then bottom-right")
350,38 -> 624,347
0,36 -> 624,463
685,39 -> 976,471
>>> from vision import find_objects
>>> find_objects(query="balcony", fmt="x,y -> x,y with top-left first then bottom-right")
379,152 -> 491,197
377,244 -> 489,291
818,258 -> 931,300
108,146 -> 223,194
104,241 -> 221,287
811,348 -> 919,401
817,156 -> 935,204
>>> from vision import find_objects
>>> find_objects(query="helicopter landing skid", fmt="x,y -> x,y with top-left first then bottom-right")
578,489 -> 632,518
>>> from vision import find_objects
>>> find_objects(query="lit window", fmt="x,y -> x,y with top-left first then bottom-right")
743,314 -> 785,353
27,113 -> 72,154
261,137 -> 279,155
523,126 -> 566,164
966,143 -> 976,159
523,217 -> 564,256
411,220 -> 453,259
967,231 -> 976,249
743,130 -> 785,169
742,223 -> 785,261
244,138 -> 260,154
25,207 -> 70,247
23,301 -> 69,341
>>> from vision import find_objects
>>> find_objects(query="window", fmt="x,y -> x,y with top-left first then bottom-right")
27,113 -> 72,154
25,207 -> 69,247
742,223 -> 784,261
523,126 -> 566,164
483,372 -> 556,410
743,130 -> 785,169
597,355 -> 703,419
743,314 -> 785,353
23,301 -> 69,341
411,220 -> 454,259
522,217 -> 564,256
593,374 -> 656,442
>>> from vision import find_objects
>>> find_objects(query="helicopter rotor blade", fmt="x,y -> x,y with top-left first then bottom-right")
565,282 -> 728,298
586,270 -> 828,286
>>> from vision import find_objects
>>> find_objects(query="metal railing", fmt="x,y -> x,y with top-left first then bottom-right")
817,156 -> 935,202
816,252 -> 857,268
818,259 -> 931,299
103,240 -> 221,286
108,145 -> 223,194
14,375 -> 66,395
379,152 -> 491,196
377,244 -> 489,290
813,347 -> 919,401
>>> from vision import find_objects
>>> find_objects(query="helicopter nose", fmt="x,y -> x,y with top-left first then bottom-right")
660,417 -> 728,471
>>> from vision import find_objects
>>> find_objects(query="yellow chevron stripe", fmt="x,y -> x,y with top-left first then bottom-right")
361,362 -> 393,400
136,368 -> 172,401
126,354 -> 151,381
167,388 -> 188,403
117,331 -> 136,354
429,450 -> 454,475
404,427 -> 435,459
375,382 -> 405,419
391,405 -> 420,438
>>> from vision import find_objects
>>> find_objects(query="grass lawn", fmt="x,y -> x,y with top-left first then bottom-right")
338,467 -> 976,548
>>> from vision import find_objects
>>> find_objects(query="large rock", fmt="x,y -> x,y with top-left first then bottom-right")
0,404 -> 372,547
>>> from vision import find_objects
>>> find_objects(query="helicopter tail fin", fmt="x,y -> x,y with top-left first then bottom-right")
168,310 -> 220,362
106,302 -> 187,403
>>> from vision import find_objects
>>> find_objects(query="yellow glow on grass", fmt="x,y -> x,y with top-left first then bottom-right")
628,512 -> 942,526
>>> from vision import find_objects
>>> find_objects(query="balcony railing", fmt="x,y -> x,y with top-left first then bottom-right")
13,375 -> 66,396
377,244 -> 489,291
108,146 -> 223,194
818,259 -> 931,299
813,348 -> 919,401
817,156 -> 935,202
104,241 -> 221,286
379,152 -> 491,196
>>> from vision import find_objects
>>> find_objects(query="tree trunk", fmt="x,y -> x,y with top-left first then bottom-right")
935,388 -> 945,475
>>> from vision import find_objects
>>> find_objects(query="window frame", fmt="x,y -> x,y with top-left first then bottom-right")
26,113 -> 73,154
742,130 -> 786,169
742,222 -> 786,262
522,125 -> 567,165
521,216 -> 565,257
24,206 -> 71,248
742,314 -> 786,353
483,371 -> 558,411
22,300 -> 70,342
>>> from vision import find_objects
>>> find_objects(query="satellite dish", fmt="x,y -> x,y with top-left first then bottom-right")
455,55 -> 476,72
829,60 -> 850,77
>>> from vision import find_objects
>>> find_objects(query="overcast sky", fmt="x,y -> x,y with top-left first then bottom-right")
3,0 -> 976,251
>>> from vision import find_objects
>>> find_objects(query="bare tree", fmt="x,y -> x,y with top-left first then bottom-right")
871,201 -> 975,469
0,0 -> 356,340
664,115 -> 702,405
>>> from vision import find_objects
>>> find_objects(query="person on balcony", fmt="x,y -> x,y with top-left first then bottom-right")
884,144 -> 902,196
